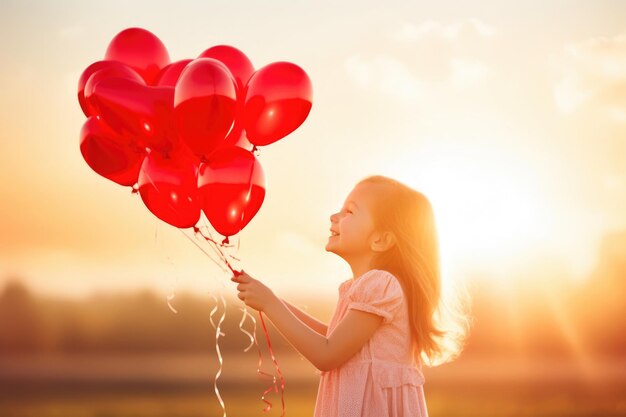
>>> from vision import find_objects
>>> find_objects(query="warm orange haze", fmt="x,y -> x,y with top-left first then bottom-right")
1,0 -> 626,416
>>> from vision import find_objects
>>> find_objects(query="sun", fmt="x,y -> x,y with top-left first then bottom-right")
385,137 -> 552,283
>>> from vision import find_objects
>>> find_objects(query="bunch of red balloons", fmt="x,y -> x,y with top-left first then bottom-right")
78,27 -> 312,239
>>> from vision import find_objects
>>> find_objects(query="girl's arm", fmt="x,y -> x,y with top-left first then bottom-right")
232,271 -> 382,372
265,297 -> 382,371
280,298 -> 328,336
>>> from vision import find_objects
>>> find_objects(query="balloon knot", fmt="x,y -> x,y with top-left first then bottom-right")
222,236 -> 229,245
131,184 -> 139,194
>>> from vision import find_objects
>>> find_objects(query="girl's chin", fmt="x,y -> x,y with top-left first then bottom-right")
325,243 -> 342,256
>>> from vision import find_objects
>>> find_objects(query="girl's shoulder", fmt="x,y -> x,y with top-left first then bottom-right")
355,268 -> 399,285
345,269 -> 405,324
350,269 -> 402,295
339,269 -> 401,296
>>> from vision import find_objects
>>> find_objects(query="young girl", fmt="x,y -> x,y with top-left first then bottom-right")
231,175 -> 472,417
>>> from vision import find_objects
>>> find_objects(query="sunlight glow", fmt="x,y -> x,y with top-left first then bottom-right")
387,137 -> 551,282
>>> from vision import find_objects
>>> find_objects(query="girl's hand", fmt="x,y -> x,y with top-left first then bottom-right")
231,270 -> 277,312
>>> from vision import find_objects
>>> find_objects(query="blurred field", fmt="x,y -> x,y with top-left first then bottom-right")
1,353 -> 625,417
1,237 -> 625,417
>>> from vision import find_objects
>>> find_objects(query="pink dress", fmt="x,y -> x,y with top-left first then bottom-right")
313,269 -> 429,417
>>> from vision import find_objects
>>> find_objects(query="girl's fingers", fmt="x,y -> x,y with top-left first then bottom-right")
233,272 -> 252,303
231,271 -> 251,283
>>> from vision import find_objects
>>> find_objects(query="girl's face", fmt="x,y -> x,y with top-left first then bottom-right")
325,182 -> 379,260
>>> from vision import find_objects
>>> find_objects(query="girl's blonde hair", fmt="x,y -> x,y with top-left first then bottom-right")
359,175 -> 473,368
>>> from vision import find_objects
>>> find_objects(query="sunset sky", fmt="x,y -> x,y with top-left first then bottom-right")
1,0 -> 626,301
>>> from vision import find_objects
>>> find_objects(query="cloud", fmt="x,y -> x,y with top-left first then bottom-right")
554,31 -> 626,119
449,57 -> 494,87
391,18 -> 496,42
344,18 -> 496,100
344,55 -> 423,101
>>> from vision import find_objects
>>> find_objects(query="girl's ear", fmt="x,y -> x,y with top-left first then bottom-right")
371,231 -> 396,252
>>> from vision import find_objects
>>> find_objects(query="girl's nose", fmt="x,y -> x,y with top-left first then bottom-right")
330,212 -> 338,223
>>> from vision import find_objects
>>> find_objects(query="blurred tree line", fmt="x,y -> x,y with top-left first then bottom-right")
0,281 -> 319,354
1,231 -> 625,358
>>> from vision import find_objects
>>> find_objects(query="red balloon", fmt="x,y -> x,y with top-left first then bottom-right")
80,116 -> 145,186
197,47 -> 254,151
221,84 -> 251,150
79,61 -> 111,116
105,27 -> 170,85
90,77 -> 177,153
174,58 -> 237,161
156,59 -> 193,87
244,62 -> 313,146
198,146 -> 265,237
79,61 -> 144,117
138,146 -> 201,228
198,45 -> 255,89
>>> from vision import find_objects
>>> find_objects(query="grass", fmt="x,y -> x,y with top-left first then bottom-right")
1,379 -> 624,417
1,354 -> 624,416
0,382 -> 316,417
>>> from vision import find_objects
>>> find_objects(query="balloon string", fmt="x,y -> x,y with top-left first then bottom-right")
166,293 -> 178,314
195,225 -> 285,415
177,227 -> 287,415
179,228 -> 229,279
175,221 -> 288,415
210,293 -> 227,417
238,307 -> 256,353
238,306 -> 280,413
139,172 -> 228,416
248,309 -> 279,413
259,311 -> 286,416
154,219 -> 179,314
193,224 -> 238,272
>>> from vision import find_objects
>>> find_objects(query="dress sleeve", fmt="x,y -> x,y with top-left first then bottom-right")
347,269 -> 404,324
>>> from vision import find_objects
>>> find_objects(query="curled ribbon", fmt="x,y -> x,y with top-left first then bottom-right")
240,305 -> 281,413
166,293 -> 178,314
259,311 -> 286,415
210,293 -> 227,417
238,307 -> 256,353
175,214 -> 287,416
232,273 -> 285,413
